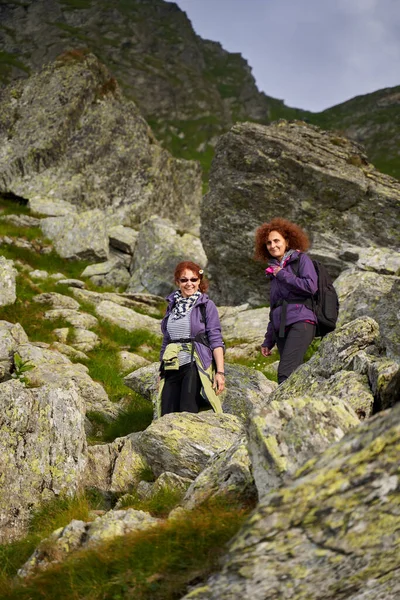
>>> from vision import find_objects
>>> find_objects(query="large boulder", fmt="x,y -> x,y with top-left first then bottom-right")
335,268 -> 400,359
0,52 -> 202,233
222,363 -> 277,420
218,305 -> 269,344
0,379 -> 86,543
246,316 -> 398,500
16,343 -> 118,420
202,121 -> 400,305
127,216 -> 207,296
268,316 -> 393,417
135,412 -> 244,479
41,209 -> 109,262
95,301 -> 161,336
182,402 -> 400,600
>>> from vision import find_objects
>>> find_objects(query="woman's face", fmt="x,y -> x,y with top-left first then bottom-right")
266,230 -> 287,261
177,269 -> 201,298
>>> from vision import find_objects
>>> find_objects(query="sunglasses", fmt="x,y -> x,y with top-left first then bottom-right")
179,277 -> 199,283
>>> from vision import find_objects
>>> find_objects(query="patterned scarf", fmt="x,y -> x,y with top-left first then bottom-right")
265,249 -> 295,275
170,290 -> 201,321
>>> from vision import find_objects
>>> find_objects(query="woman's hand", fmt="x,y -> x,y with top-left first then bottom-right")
272,266 -> 282,276
261,346 -> 272,357
213,372 -> 225,395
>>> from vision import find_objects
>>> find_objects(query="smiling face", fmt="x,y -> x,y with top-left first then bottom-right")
266,230 -> 288,261
177,268 -> 201,298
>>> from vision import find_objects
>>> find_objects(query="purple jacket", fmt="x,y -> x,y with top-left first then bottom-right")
263,251 -> 318,349
160,292 -> 224,370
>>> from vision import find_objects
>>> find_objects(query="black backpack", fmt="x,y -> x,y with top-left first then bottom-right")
291,256 -> 339,337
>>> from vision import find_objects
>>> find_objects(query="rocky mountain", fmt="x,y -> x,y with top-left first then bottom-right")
1,1 -> 400,183
0,0 -> 271,175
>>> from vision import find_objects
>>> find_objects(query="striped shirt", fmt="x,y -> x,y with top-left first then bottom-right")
167,310 -> 192,366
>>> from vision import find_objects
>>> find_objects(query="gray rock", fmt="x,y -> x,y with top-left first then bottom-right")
202,121 -> 400,305
90,264 -> 131,290
135,412 -> 244,479
268,317 -> 381,418
17,343 -> 118,420
81,257 -> 122,278
248,395 -> 359,501
222,363 -> 277,420
71,287 -> 164,317
95,300 -> 160,336
84,435 -> 147,493
124,362 -> 160,404
28,198 -> 78,217
127,216 -> 207,296
56,278 -> 86,289
29,269 -> 48,280
43,309 -> 98,329
0,321 -> 29,382
41,209 -> 109,262
182,436 -> 256,509
33,292 -> 80,310
181,402 -> 400,600
311,231 -> 400,280
118,351 -> 150,373
335,268 -> 400,358
50,342 -> 89,362
0,256 -> 17,306
108,225 -> 139,255
69,328 -> 100,353
0,214 -> 41,227
0,379 -> 86,543
219,305 -> 270,344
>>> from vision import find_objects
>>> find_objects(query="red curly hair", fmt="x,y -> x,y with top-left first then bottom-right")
174,261 -> 209,293
254,218 -> 310,262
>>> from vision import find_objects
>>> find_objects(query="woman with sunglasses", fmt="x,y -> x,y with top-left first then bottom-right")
157,261 -> 225,417
255,218 -> 318,385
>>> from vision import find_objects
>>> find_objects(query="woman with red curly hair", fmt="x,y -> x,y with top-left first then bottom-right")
255,218 -> 318,384
156,261 -> 225,417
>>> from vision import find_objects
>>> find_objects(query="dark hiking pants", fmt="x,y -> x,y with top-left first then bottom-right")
276,321 -> 316,385
161,363 -> 201,415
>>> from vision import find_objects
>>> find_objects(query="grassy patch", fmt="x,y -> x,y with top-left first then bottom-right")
116,487 -> 183,518
0,498 -> 251,600
0,493 -> 97,583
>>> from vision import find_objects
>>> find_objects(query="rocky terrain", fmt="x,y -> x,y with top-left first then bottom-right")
0,191 -> 399,597
0,29 -> 399,600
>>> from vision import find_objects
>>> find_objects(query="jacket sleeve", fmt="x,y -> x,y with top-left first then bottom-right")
262,320 -> 275,349
275,253 -> 318,296
205,300 -> 224,350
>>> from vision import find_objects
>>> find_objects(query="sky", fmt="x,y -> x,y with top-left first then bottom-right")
169,0 -> 400,112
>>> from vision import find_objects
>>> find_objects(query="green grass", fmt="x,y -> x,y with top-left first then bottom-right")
0,498 -> 252,600
0,493 -> 98,584
115,487 -> 185,518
